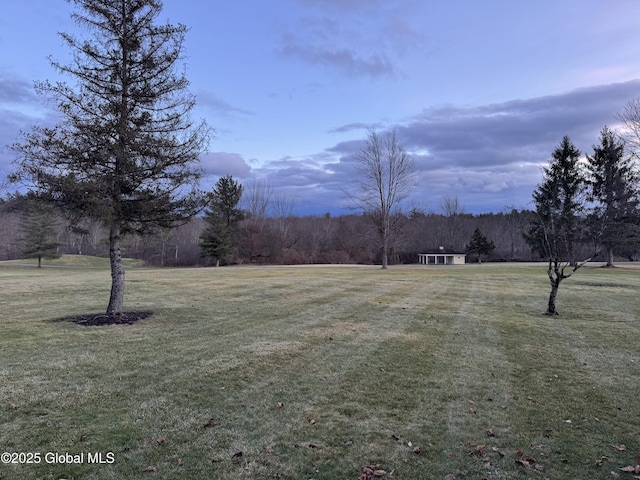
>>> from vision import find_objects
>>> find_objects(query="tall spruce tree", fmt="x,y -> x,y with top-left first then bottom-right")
11,0 -> 209,316
525,136 -> 591,315
586,127 -> 640,267
200,175 -> 244,266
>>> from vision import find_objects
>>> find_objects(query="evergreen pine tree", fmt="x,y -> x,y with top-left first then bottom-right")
200,175 -> 244,266
524,136 -> 592,315
586,126 -> 640,266
21,200 -> 61,268
12,0 -> 209,316
465,228 -> 495,263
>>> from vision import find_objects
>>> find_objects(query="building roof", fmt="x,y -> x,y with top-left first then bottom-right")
420,247 -> 466,255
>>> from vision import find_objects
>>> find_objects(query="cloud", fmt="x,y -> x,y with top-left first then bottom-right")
200,152 -> 252,178
295,0 -> 383,10
0,76 -> 38,104
398,80 -> 640,171
253,80 -> 640,214
280,37 -> 394,78
0,75 -> 61,176
279,2 -> 424,78
195,91 -> 253,119
327,122 -> 382,134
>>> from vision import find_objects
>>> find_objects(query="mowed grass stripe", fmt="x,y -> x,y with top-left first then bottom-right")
398,274 -> 521,479
232,273 -> 470,479
1,262 -> 639,479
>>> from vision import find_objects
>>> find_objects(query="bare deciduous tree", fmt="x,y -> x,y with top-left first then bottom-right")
440,195 -> 468,250
242,177 -> 272,220
350,129 -> 417,269
617,98 -> 640,159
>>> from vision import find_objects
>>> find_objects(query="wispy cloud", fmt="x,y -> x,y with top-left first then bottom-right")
295,0 -> 383,11
327,122 -> 382,134
195,91 -> 253,119
280,37 -> 395,78
279,2 -> 424,78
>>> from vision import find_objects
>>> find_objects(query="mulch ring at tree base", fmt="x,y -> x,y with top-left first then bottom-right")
51,311 -> 153,326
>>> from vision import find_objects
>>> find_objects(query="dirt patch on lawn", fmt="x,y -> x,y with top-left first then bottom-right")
51,311 -> 153,326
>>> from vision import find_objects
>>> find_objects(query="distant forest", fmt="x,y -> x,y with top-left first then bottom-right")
1,195 -> 631,266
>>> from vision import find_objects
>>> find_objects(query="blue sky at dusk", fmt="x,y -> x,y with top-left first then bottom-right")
1,0 -> 640,214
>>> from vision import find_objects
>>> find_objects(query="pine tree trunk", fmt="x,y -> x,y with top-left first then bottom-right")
107,226 -> 125,315
37,255 -> 42,268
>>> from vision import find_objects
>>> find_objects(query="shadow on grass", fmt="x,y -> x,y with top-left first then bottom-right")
50,310 -> 153,326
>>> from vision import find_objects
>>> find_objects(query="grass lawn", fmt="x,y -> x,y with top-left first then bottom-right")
1,258 -> 639,479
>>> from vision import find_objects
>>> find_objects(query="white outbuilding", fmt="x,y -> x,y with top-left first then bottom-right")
418,247 -> 466,265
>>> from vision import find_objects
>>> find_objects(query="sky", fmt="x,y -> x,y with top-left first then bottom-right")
1,0 -> 640,215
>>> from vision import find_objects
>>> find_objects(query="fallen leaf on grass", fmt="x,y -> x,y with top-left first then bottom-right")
491,447 -> 505,458
515,454 -> 541,470
143,466 -> 157,472
620,465 -> 640,474
610,472 -> 620,478
485,429 -> 495,437
9,403 -> 18,409
358,465 -> 387,479
276,402 -> 284,409
444,475 -> 456,480
464,442 -> 486,457
156,438 -> 166,446
203,418 -> 215,428
614,444 -> 626,451
309,419 -> 316,425
177,458 -> 183,466
413,446 -> 421,454
231,451 -> 243,464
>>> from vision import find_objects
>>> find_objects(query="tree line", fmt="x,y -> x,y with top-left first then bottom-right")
2,185 -> 637,269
